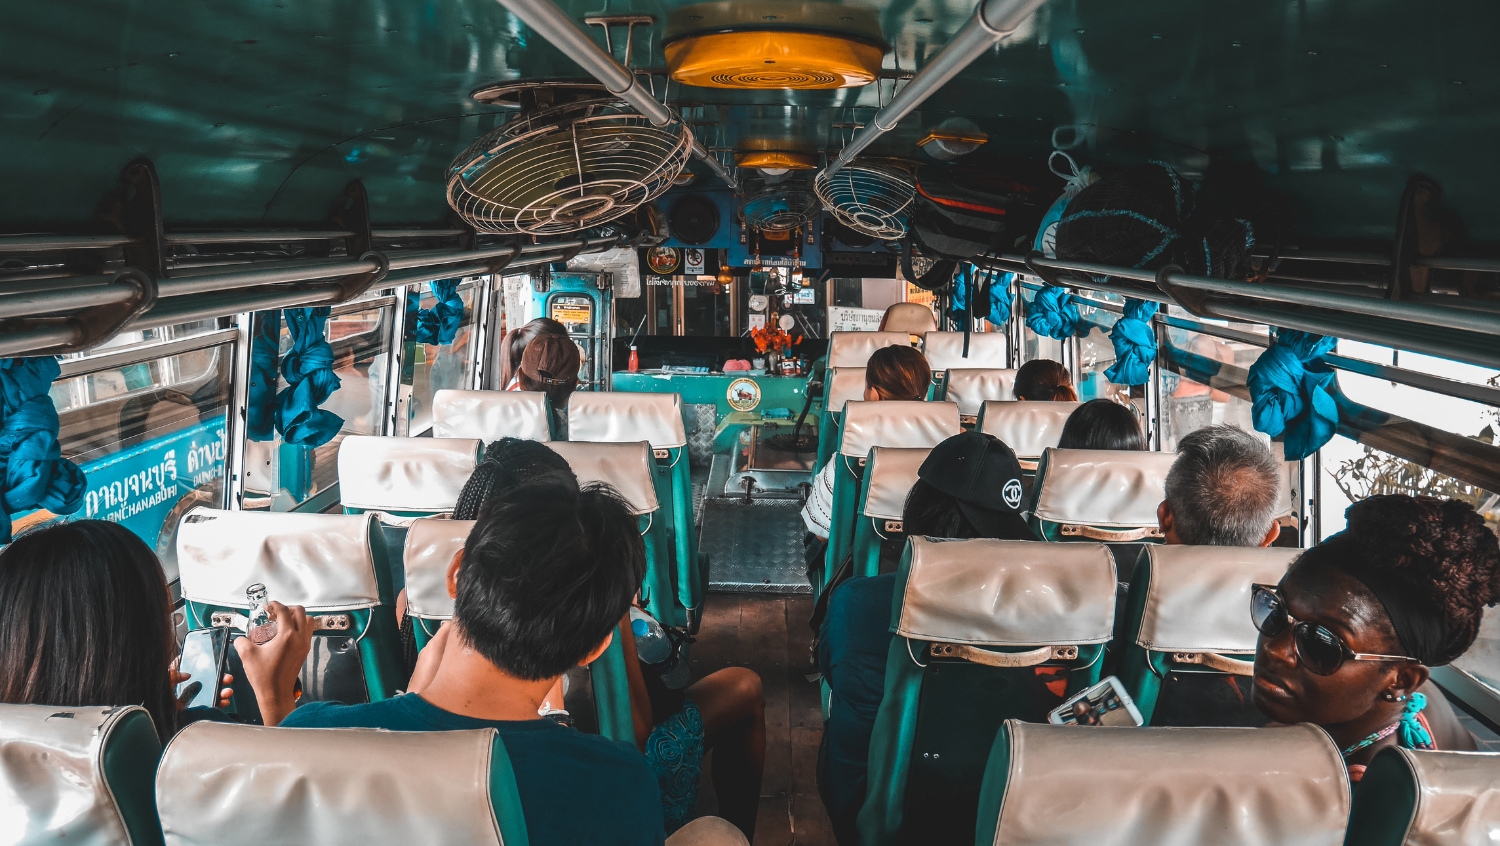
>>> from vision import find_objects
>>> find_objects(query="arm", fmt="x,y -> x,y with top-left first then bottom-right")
234,602 -> 314,727
617,614 -> 653,751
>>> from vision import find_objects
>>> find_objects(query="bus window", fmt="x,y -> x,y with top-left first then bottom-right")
1019,285 -> 1066,364
397,281 -> 478,436
1159,325 -> 1264,451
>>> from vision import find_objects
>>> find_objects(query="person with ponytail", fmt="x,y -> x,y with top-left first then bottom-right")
1012,359 -> 1078,402
517,335 -> 582,440
1251,494 -> 1498,782
500,318 -> 568,390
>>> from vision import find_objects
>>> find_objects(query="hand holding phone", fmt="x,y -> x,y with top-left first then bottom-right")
174,627 -> 232,710
1047,676 -> 1144,727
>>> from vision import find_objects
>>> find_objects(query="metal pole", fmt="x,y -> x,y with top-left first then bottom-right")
826,0 -> 1049,176
225,311 -> 254,511
491,0 -> 737,189
385,286 -> 411,436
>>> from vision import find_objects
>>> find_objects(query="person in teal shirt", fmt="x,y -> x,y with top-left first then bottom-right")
281,481 -> 666,846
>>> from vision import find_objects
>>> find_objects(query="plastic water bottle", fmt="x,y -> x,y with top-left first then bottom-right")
629,607 -> 672,665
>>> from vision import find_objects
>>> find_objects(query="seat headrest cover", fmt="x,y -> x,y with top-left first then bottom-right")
944,369 -> 1017,415
1033,448 -> 1176,528
923,332 -> 1008,371
825,367 -> 868,413
1391,748 -> 1500,845
567,391 -> 686,448
177,508 -> 381,611
977,401 -> 1081,459
0,704 -> 142,845
403,518 -> 476,620
840,401 -> 961,458
828,331 -> 911,368
882,303 -> 938,335
897,538 -> 1117,646
157,722 -> 504,846
1136,545 -> 1301,653
338,436 -> 482,512
545,441 -> 660,515
992,722 -> 1349,846
432,390 -> 552,442
863,447 -> 931,521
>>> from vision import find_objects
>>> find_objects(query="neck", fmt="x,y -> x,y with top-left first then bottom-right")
1324,699 -> 1406,754
416,631 -> 557,722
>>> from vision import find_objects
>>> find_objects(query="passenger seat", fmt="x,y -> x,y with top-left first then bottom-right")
1116,545 -> 1299,725
860,538 -> 1117,846
850,446 -> 930,579
921,331 -> 1008,373
814,366 -> 869,474
939,368 -> 1016,425
1029,447 -> 1175,546
1345,746 -> 1500,845
176,508 -> 404,710
826,331 -> 910,369
975,400 -> 1081,471
337,435 -> 482,516
976,721 -> 1349,846
431,389 -> 553,442
0,703 -> 162,845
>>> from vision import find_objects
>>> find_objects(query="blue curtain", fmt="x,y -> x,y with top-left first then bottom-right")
411,280 -> 465,345
275,307 -> 345,447
246,310 -> 280,442
954,265 -> 1013,328
0,357 -> 85,540
1103,299 -> 1159,386
1025,285 -> 1085,340
1247,329 -> 1339,461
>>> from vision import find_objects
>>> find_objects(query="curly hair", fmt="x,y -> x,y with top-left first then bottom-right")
1316,494 -> 1500,665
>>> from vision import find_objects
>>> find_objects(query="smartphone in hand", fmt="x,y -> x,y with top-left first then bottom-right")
176,627 -> 230,710
1047,676 -> 1144,727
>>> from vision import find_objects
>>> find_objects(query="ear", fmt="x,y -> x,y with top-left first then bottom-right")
1393,663 -> 1431,700
1260,522 -> 1281,547
446,549 -> 464,600
863,385 -> 880,402
1157,501 -> 1179,544
579,628 -> 614,666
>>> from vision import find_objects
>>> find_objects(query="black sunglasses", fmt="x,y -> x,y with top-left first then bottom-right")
1250,584 -> 1419,676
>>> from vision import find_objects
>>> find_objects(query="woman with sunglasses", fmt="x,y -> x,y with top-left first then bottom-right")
1251,494 -> 1499,782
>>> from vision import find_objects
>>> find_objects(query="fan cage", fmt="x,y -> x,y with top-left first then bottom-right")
741,189 -> 820,233
446,98 -> 693,235
815,164 -> 916,240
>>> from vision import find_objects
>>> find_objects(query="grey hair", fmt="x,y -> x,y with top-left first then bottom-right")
1164,424 -> 1282,546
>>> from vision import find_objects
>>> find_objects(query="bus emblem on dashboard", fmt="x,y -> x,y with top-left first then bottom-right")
727,378 -> 761,413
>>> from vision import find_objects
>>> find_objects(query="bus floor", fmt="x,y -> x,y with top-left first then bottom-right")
690,592 -> 833,846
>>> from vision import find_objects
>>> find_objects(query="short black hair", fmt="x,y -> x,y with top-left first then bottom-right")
454,480 -> 644,680
1058,399 -> 1145,451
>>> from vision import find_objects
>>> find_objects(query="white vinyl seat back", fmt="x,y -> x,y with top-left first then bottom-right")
177,508 -> 381,612
982,721 -> 1349,846
882,303 -> 938,335
0,704 -> 156,846
568,391 -> 686,449
922,332 -> 1008,372
403,518 -> 476,620
432,389 -> 552,442
338,435 -> 482,513
897,538 -> 1117,648
1032,448 -> 1175,542
825,367 -> 868,414
944,369 -> 1016,418
839,401 -> 961,461
545,441 -> 660,516
827,331 -> 910,368
1134,545 -> 1300,655
976,400 -> 1081,463
1352,748 -> 1500,846
862,447 -> 931,524
157,722 -> 508,846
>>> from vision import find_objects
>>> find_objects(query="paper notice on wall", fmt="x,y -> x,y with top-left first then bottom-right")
747,313 -> 767,330
684,248 -> 705,275
827,306 -> 885,332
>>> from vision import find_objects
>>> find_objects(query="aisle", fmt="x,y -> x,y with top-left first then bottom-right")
690,593 -> 833,846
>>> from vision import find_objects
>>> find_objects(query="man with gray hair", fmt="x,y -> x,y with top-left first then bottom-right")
1158,424 -> 1283,547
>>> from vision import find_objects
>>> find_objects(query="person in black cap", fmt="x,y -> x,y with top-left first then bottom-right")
815,431 -> 1030,845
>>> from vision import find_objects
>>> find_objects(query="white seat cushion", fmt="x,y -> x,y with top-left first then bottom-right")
338,436 -> 482,513
568,391 -> 686,449
828,331 -> 910,368
922,332 -> 1008,371
977,401 -> 1081,460
839,401 -> 961,459
432,389 -> 551,441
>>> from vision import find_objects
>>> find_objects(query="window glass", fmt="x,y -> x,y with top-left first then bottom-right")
37,343 -> 234,582
1072,299 -> 1137,405
1455,607 -> 1500,698
1158,325 -> 1265,451
1333,338 -> 1499,388
398,281 -> 478,436
246,303 -> 393,511
1019,284 -> 1065,364
682,280 -> 731,336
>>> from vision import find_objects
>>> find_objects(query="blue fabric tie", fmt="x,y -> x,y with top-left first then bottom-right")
1026,285 -> 1083,340
275,307 -> 344,447
412,280 -> 465,345
0,357 -> 85,540
1247,329 -> 1339,461
1103,299 -> 1158,386
1399,692 -> 1434,749
247,310 -> 280,442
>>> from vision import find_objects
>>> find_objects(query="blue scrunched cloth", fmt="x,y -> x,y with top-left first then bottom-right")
1247,329 -> 1339,461
0,357 -> 85,539
411,280 -> 465,346
952,265 -> 1013,327
246,310 -> 281,442
275,307 -> 345,447
1103,299 -> 1158,386
1026,285 -> 1085,340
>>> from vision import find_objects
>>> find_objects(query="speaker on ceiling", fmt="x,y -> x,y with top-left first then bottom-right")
669,194 -> 721,245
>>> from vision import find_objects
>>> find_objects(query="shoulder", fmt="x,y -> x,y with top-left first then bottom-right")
278,698 -> 406,729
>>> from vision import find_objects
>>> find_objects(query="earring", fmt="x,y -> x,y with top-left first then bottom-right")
1383,692 -> 1399,701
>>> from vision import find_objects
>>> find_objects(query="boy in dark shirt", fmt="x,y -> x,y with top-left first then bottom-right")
282,481 -> 666,846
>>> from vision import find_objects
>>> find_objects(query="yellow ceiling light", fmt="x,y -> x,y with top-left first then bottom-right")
735,151 -> 818,171
665,30 -> 883,89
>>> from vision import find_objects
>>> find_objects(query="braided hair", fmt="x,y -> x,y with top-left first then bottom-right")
453,438 -> 577,520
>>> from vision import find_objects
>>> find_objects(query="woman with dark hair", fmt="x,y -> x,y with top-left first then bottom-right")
500,317 -> 568,390
1251,495 -> 1497,782
0,520 -> 311,737
1013,359 -> 1078,402
517,334 -> 582,439
1057,399 -> 1146,451
802,345 -> 931,543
